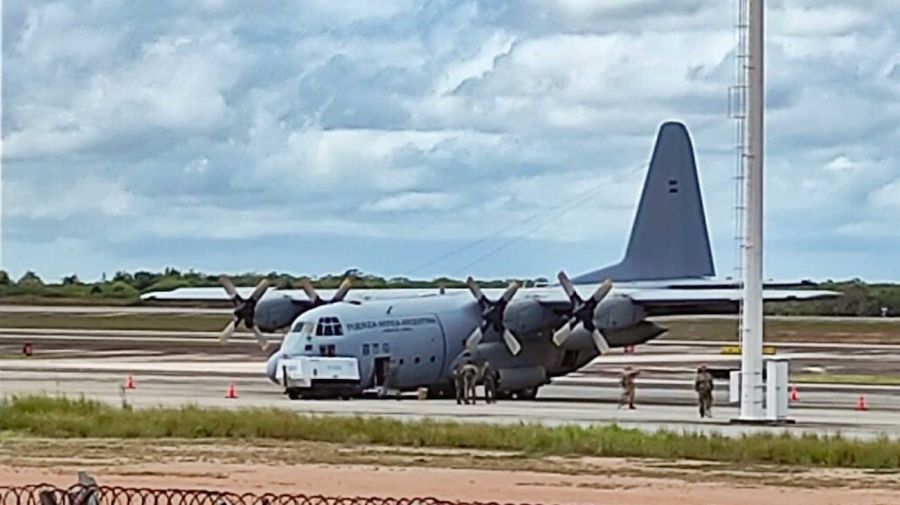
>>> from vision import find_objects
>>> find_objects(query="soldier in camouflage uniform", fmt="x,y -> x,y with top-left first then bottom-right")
481,360 -> 499,404
694,364 -> 714,418
618,366 -> 639,409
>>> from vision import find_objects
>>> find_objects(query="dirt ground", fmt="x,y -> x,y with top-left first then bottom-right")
3,439 -> 900,505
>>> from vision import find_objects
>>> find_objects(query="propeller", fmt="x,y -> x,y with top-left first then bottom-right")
298,277 -> 353,306
464,277 -> 522,356
552,272 -> 614,354
219,275 -> 271,350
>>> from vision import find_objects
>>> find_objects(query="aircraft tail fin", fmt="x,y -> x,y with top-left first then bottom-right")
573,121 -> 715,283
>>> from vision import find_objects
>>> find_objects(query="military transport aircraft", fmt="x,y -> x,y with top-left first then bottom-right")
142,121 -> 838,399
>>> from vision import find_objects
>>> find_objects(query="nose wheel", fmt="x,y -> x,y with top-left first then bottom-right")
514,387 -> 539,400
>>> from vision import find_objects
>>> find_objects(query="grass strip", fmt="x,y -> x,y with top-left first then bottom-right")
0,313 -> 229,332
2,395 -> 899,469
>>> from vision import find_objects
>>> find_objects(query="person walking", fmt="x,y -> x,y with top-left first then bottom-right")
481,360 -> 498,404
694,364 -> 714,418
460,363 -> 480,404
453,360 -> 467,404
618,366 -> 639,409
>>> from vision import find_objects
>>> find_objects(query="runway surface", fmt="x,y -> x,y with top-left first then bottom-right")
3,323 -> 900,440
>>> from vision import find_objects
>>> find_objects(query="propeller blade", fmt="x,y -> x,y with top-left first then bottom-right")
591,329 -> 611,355
465,276 -> 486,303
333,277 -> 353,301
571,320 -> 585,334
552,321 -> 573,347
502,328 -> 522,356
591,278 -> 614,304
219,275 -> 239,300
465,326 -> 484,350
251,326 -> 270,351
249,279 -> 270,302
220,319 -> 237,343
299,278 -> 322,304
500,281 -> 520,303
557,271 -> 578,301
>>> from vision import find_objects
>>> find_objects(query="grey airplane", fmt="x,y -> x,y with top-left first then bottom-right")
142,121 -> 838,399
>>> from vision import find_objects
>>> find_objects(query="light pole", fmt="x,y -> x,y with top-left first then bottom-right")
739,0 -> 766,420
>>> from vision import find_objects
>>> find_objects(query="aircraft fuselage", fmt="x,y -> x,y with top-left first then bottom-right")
266,293 -> 601,396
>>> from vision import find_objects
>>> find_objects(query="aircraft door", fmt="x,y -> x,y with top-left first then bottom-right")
372,356 -> 390,387
395,313 -> 446,388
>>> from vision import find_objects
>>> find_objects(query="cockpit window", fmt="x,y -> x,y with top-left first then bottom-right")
315,316 -> 343,336
291,321 -> 315,336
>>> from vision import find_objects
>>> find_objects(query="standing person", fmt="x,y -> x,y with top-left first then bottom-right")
694,364 -> 714,418
481,361 -> 498,404
461,363 -> 480,404
453,361 -> 467,404
618,366 -> 639,409
379,359 -> 401,400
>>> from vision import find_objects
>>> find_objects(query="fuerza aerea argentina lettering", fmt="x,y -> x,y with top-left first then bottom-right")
346,316 -> 437,332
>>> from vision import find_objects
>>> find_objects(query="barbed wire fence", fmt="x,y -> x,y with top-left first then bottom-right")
0,486 -> 536,505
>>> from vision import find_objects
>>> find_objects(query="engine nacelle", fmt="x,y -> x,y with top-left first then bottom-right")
593,296 -> 646,330
503,298 -> 561,336
602,321 -> 667,347
254,296 -> 314,333
496,366 -> 547,392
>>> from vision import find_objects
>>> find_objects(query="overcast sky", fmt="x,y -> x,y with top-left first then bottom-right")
2,0 -> 899,283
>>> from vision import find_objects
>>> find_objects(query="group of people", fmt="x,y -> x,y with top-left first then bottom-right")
452,358 -> 500,404
619,364 -> 715,418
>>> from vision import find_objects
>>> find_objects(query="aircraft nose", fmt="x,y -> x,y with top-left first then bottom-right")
265,351 -> 284,384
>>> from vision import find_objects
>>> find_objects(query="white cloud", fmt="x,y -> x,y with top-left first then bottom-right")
364,192 -> 463,212
774,6 -> 873,37
870,178 -> 900,211
6,177 -> 141,220
3,0 -> 899,281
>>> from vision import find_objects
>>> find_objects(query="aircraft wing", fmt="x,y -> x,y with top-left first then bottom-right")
139,286 -> 464,303
529,285 -> 839,317
621,288 -> 840,316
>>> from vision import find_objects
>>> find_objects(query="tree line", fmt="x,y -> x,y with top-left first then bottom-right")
0,269 -> 898,317
0,268 -> 541,302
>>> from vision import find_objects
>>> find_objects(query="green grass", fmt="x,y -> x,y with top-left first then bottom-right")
661,318 -> 900,344
3,395 -> 900,469
0,295 -> 141,306
793,373 -> 900,386
0,313 -> 229,332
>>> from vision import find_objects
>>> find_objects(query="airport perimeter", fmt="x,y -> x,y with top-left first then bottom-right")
0,485 -> 519,505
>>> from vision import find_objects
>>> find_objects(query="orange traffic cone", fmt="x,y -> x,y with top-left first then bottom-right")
855,394 -> 867,411
225,382 -> 238,399
124,375 -> 136,390
789,385 -> 798,402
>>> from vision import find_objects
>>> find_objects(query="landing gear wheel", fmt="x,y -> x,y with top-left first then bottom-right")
514,387 -> 539,400
287,390 -> 302,400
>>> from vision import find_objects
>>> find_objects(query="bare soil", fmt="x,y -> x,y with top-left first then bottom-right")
2,439 -> 900,505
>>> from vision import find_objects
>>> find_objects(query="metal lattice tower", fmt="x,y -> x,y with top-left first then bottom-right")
731,0 -> 749,285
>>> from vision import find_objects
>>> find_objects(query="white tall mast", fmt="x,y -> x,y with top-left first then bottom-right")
739,0 -> 765,419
